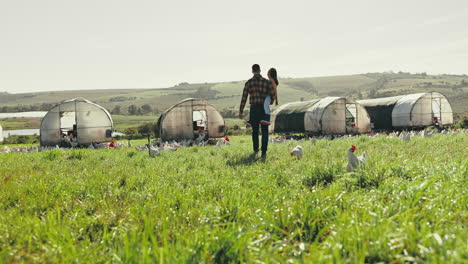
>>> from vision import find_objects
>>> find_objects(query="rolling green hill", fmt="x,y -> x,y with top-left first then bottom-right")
1,72 -> 467,116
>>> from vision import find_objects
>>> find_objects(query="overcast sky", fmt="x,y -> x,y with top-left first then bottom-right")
1,0 -> 467,93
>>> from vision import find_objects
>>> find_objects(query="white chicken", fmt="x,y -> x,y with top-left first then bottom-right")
149,146 -> 159,157
290,145 -> 303,159
420,130 -> 433,138
27,146 -> 38,153
399,131 -> 410,142
346,145 -> 366,172
163,143 -> 177,152
70,141 -> 79,148
115,143 -> 124,149
1,146 -> 11,153
135,145 -> 148,152
195,133 -> 206,145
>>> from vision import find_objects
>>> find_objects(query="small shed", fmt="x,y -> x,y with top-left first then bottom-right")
358,92 -> 453,130
40,98 -> 113,146
156,98 -> 225,141
270,97 -> 371,135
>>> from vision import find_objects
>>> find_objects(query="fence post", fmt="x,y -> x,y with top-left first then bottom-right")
147,134 -> 151,157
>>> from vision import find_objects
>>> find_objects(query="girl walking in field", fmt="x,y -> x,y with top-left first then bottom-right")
260,68 -> 279,126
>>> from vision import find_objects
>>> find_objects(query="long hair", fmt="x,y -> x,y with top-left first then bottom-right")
268,68 -> 279,85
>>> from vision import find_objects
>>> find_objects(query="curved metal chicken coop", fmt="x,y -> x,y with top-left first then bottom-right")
156,98 -> 225,141
40,98 -> 113,146
358,92 -> 453,130
270,97 -> 371,135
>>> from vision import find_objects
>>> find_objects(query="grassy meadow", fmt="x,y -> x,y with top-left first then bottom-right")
0,117 -> 41,130
0,116 -> 247,133
111,115 -> 158,131
0,115 -> 158,132
0,134 -> 467,263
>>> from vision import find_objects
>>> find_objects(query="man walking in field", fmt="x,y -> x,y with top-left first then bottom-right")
239,64 -> 275,159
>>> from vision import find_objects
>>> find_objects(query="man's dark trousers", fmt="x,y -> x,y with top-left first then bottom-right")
249,104 -> 268,153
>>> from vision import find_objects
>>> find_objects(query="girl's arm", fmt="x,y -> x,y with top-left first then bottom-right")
271,82 -> 278,105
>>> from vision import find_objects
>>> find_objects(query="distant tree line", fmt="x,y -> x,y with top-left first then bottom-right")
109,96 -> 137,102
413,79 -> 466,92
0,102 -> 163,116
0,103 -> 55,113
111,104 -> 161,116
1,135 -> 39,145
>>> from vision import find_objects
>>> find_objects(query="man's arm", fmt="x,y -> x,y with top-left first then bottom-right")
239,82 -> 249,118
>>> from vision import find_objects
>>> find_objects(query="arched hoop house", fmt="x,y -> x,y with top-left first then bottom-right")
156,98 -> 225,141
270,97 -> 371,135
40,98 -> 113,146
358,92 -> 453,130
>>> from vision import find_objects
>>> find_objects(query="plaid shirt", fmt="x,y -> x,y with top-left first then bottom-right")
239,74 -> 274,114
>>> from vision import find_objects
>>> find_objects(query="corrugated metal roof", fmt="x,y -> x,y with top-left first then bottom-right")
47,97 -> 113,126
358,95 -> 405,106
274,99 -> 321,114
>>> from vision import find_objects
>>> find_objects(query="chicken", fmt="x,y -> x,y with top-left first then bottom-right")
135,145 -> 148,152
115,143 -> 124,149
387,132 -> 398,138
290,145 -> 303,159
27,146 -> 38,153
195,132 -> 206,145
420,130 -> 433,138
163,143 -> 177,152
93,143 -> 106,149
270,137 -> 284,143
181,139 -> 194,147
399,131 -> 410,142
224,136 -> 231,146
0,146 -> 11,153
149,146 -> 159,157
346,145 -> 366,172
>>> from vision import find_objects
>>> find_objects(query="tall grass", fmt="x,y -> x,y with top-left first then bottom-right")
0,134 -> 467,263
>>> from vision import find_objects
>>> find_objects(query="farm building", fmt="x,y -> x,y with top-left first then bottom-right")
156,98 -> 225,141
40,98 -> 113,146
358,92 -> 453,130
270,97 -> 371,135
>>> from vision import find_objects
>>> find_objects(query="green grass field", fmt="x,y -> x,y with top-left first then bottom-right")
0,115 -> 158,132
0,135 -> 467,263
0,117 -> 41,130
0,116 -> 246,134
111,115 -> 158,131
